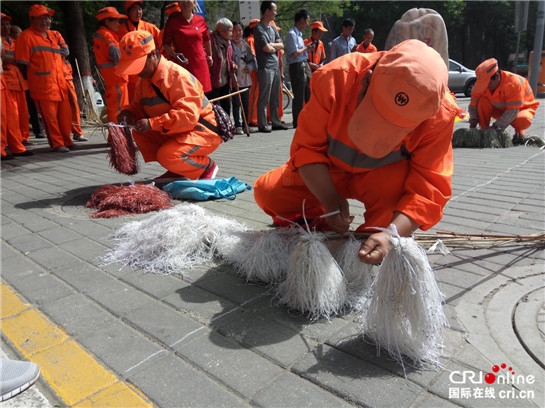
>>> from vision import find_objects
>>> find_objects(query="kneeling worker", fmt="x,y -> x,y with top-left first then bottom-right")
254,40 -> 459,265
117,30 -> 221,181
469,58 -> 539,144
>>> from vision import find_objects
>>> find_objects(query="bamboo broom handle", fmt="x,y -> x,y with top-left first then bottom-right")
208,88 -> 249,103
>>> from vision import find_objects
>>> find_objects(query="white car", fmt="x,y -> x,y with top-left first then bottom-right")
448,59 -> 476,97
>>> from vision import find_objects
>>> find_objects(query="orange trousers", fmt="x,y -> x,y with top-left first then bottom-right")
66,80 -> 83,136
478,98 -> 536,135
254,161 -> 410,231
132,130 -> 219,179
248,71 -> 284,126
1,88 -> 27,156
35,87 -> 74,149
13,90 -> 30,142
105,83 -> 129,124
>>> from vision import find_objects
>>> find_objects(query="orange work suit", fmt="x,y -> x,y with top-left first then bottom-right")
50,30 -> 83,137
470,71 -> 539,135
15,27 -> 73,149
305,37 -> 326,72
254,52 -> 459,231
1,70 -> 27,156
93,27 -> 128,123
1,35 -> 30,142
126,57 -> 222,179
118,20 -> 161,102
356,42 -> 377,53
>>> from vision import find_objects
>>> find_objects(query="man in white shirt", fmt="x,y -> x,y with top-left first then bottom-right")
329,18 -> 356,61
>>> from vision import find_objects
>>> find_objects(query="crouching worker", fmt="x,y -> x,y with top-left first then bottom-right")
469,58 -> 539,145
117,30 -> 221,182
254,40 -> 459,265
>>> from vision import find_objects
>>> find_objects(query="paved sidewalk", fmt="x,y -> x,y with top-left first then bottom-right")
1,96 -> 544,407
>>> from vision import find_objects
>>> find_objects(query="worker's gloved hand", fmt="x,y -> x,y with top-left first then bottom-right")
117,110 -> 135,126
358,232 -> 391,264
324,197 -> 353,234
135,119 -> 151,134
469,118 -> 478,128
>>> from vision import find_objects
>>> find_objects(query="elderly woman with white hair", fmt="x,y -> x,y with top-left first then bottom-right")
209,17 -> 235,116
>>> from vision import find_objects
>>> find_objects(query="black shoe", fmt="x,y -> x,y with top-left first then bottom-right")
22,140 -> 35,146
34,133 -> 46,139
1,155 -> 14,161
258,127 -> 272,133
12,150 -> 35,157
272,124 -> 289,130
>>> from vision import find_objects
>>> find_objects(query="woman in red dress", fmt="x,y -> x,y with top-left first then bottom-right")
163,0 -> 212,93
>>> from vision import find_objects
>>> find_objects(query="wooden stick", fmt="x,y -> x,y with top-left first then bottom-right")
209,88 -> 249,103
232,74 -> 250,137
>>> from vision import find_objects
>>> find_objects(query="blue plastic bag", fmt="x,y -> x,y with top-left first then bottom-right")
163,177 -> 252,201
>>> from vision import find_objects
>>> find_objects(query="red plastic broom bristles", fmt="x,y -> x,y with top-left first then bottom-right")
108,124 -> 139,175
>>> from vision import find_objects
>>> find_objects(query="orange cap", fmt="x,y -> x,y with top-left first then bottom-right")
270,20 -> 281,30
117,30 -> 156,75
248,19 -> 260,29
473,58 -> 498,94
29,4 -> 54,18
125,1 -> 143,11
0,13 -> 12,21
347,39 -> 447,158
96,7 -> 127,21
165,2 -> 181,16
310,21 -> 327,32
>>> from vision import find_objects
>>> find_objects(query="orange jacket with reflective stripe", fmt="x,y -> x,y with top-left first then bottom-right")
118,20 -> 162,49
93,27 -> 127,86
470,70 -> 539,112
356,42 -> 377,53
14,27 -> 67,101
304,38 -> 326,66
290,52 -> 459,230
1,36 -> 27,91
246,34 -> 256,57
126,57 -> 221,147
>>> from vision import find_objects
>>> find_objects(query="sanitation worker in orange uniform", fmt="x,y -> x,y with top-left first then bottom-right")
117,31 -> 221,182
117,0 -> 162,102
15,4 -> 74,152
469,58 -> 539,145
254,40 -> 459,265
356,28 -> 378,53
1,36 -> 33,160
93,7 -> 129,124
305,21 -> 327,73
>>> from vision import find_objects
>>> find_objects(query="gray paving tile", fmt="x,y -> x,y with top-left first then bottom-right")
127,353 -> 248,407
85,278 -> 154,316
120,270 -> 190,299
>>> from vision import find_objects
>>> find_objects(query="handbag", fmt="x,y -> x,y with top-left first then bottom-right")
163,176 -> 252,201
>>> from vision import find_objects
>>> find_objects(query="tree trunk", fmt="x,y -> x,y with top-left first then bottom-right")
59,0 -> 99,120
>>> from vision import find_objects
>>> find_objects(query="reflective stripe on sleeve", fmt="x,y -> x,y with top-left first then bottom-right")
140,96 -> 169,107
33,71 -> 51,76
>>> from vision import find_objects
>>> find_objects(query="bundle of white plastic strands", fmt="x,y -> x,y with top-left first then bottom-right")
277,230 -> 347,321
359,225 -> 447,374
333,234 -> 374,309
217,228 -> 300,284
103,204 -> 247,275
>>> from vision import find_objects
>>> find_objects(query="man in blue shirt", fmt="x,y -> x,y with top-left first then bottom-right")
329,18 -> 356,61
285,9 -> 313,128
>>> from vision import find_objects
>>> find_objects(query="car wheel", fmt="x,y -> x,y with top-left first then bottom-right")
464,79 -> 476,97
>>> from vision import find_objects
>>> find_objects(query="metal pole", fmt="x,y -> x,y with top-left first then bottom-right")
529,0 -> 545,96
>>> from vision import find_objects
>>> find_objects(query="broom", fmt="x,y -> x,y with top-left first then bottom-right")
107,123 -> 139,175
452,128 -> 512,148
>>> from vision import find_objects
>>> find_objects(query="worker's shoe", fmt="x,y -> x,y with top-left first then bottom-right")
272,123 -> 289,131
0,359 -> 40,402
1,154 -> 14,161
67,144 -> 78,150
512,133 -> 524,145
154,171 -> 188,184
258,127 -> 271,133
12,150 -> 35,157
53,146 -> 70,153
199,160 -> 219,180
22,140 -> 34,146
34,132 -> 46,139
73,134 -> 88,142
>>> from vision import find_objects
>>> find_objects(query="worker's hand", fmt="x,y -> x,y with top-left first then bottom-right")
117,110 -> 135,126
358,232 -> 391,264
176,53 -> 189,66
232,63 -> 238,71
306,42 -> 315,51
135,119 -> 151,134
309,62 -> 318,71
324,197 -> 353,234
469,118 -> 478,128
